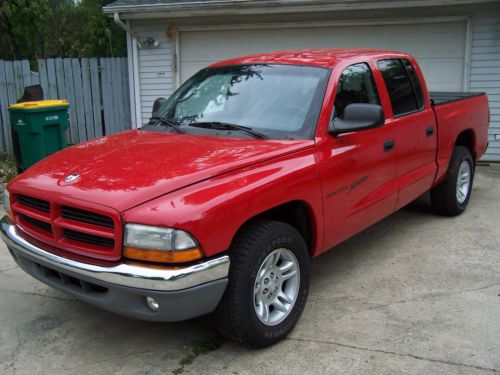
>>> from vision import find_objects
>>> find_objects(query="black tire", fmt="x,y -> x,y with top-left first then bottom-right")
430,146 -> 474,216
214,220 -> 310,348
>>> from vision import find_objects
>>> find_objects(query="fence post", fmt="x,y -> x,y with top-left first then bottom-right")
120,58 -> 131,130
46,58 -> 58,99
72,58 -> 87,142
0,61 -> 8,151
89,58 -> 102,138
63,58 -> 78,143
81,58 -> 94,140
100,58 -> 112,135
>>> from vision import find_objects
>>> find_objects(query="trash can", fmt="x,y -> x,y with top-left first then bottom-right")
8,100 -> 69,171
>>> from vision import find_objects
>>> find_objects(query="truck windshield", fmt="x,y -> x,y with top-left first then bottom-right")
150,64 -> 330,140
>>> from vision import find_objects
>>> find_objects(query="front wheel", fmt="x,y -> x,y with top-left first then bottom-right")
214,220 -> 310,347
431,146 -> 474,216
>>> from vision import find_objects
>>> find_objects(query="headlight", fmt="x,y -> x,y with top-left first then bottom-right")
123,223 -> 203,263
3,186 -> 10,214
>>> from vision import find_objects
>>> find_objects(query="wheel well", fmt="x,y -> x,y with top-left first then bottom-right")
242,201 -> 315,256
455,129 -> 476,162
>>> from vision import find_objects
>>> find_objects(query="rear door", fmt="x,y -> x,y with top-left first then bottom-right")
320,62 -> 398,251
377,58 -> 437,209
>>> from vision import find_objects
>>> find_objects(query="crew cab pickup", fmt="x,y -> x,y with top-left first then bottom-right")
1,49 -> 489,347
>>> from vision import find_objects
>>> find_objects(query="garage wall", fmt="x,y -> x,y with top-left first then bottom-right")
470,13 -> 500,161
132,20 -> 175,124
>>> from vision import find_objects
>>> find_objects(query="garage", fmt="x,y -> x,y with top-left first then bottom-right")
179,21 -> 467,90
105,0 -> 500,161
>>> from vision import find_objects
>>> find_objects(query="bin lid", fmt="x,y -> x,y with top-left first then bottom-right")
9,100 -> 69,110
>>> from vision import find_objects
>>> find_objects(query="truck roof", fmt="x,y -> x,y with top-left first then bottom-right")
209,48 -> 409,69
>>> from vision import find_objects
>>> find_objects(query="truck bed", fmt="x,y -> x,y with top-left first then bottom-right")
430,91 -> 485,106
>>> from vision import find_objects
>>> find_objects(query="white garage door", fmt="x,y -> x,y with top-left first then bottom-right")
179,21 -> 466,91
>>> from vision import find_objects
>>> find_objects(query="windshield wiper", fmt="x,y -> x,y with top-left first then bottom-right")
187,121 -> 268,140
149,116 -> 184,134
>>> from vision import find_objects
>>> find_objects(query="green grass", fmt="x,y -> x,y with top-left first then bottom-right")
172,336 -> 224,375
0,150 -> 17,184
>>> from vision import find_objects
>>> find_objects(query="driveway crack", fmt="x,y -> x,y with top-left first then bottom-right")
0,266 -> 19,273
0,288 -> 75,302
288,337 -> 499,373
325,280 -> 500,320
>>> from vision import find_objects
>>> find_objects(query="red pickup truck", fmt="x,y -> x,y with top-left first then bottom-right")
1,49 -> 489,347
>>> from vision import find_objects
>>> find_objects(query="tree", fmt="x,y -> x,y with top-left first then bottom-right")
0,0 -> 126,60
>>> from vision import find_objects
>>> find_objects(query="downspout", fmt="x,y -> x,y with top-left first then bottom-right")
114,12 -> 142,128
113,13 -> 142,48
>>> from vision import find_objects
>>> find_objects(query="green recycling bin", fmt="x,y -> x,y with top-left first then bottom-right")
8,100 -> 69,170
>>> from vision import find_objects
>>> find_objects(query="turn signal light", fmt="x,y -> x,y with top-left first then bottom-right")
123,246 -> 203,264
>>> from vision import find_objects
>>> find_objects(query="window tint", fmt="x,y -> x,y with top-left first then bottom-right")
402,59 -> 424,109
334,63 -> 380,118
378,59 -> 419,116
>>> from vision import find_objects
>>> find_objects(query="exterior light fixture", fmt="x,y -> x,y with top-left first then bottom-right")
142,37 -> 160,48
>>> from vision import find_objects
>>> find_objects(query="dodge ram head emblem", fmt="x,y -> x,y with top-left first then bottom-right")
64,174 -> 80,183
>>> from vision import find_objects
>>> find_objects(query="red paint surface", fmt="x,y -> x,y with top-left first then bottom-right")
7,49 -> 490,262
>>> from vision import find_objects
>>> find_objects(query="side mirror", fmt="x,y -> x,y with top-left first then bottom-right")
152,97 -> 167,116
329,103 -> 385,135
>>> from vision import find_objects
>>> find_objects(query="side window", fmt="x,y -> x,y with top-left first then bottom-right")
334,63 -> 380,118
378,59 -> 419,116
402,59 -> 424,109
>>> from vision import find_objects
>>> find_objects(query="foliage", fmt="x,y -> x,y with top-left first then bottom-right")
0,0 -> 126,60
0,149 -> 17,183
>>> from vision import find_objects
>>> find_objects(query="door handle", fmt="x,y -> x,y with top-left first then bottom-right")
426,126 -> 434,137
384,139 -> 394,152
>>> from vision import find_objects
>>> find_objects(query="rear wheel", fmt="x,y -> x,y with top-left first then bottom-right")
214,220 -> 310,347
431,146 -> 474,216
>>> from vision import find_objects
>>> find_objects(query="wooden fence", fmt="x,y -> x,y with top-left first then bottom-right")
0,57 -> 131,153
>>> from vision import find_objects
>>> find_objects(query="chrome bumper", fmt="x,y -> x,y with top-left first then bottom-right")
0,216 -> 230,291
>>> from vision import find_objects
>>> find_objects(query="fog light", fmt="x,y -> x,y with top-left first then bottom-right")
146,296 -> 159,312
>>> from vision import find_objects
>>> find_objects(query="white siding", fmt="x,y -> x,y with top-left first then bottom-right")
133,20 -> 175,124
470,13 -> 500,161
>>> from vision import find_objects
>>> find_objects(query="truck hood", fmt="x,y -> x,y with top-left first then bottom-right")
11,130 -> 314,212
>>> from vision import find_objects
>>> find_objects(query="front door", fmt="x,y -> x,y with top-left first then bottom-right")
319,62 -> 398,252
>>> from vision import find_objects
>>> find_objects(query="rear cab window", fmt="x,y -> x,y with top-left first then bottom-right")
377,58 -> 423,117
334,63 -> 380,118
402,59 -> 425,109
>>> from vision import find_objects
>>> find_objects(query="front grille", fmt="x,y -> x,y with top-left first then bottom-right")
16,194 -> 50,213
21,215 -> 52,233
11,193 -> 120,260
63,229 -> 114,248
62,206 -> 114,228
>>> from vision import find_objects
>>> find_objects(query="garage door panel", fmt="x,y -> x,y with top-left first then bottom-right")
179,21 -> 466,90
387,26 -> 425,56
419,58 -> 464,90
351,30 -> 388,49
424,23 -> 466,57
313,29 -> 351,48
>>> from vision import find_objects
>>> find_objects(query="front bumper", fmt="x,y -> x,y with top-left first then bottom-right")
1,216 -> 230,321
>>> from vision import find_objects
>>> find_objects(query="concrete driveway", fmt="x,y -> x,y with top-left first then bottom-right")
0,165 -> 499,375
